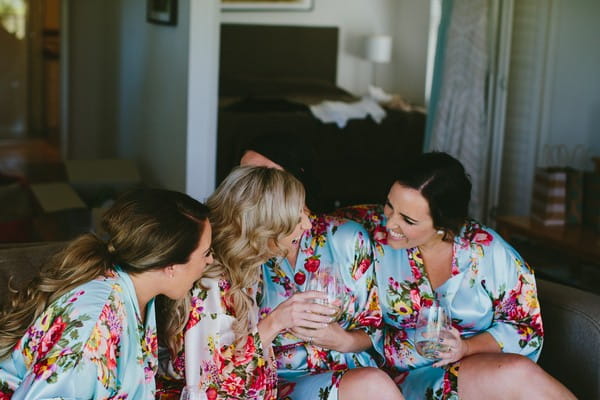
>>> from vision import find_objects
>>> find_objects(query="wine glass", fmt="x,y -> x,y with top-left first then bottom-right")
180,385 -> 207,400
305,264 -> 348,321
414,303 -> 452,359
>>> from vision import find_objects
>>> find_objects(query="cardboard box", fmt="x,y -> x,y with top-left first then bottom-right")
0,159 -> 141,242
25,182 -> 89,241
65,159 -> 141,207
29,182 -> 87,213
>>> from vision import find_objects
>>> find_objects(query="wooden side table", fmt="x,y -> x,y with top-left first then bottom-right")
495,216 -> 600,265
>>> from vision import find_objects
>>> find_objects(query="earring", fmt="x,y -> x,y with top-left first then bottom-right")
437,229 -> 444,236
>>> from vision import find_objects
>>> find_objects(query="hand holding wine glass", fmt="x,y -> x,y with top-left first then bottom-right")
414,303 -> 452,360
305,264 -> 348,321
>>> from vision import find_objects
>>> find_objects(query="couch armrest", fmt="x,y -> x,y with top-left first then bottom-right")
537,278 -> 600,399
0,241 -> 68,309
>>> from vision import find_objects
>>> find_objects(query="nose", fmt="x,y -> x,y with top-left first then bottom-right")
385,213 -> 400,228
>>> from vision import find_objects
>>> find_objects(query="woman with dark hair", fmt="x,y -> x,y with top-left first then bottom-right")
0,188 -> 213,399
335,152 -> 575,399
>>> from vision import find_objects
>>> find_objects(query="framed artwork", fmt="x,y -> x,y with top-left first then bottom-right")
147,0 -> 177,25
221,0 -> 313,11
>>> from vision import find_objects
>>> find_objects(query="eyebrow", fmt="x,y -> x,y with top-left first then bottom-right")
401,213 -> 419,224
386,198 -> 419,223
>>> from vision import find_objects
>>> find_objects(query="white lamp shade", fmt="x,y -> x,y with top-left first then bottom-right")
366,35 -> 392,63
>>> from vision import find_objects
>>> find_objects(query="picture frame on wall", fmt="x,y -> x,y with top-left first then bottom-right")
221,0 -> 313,12
147,0 -> 177,25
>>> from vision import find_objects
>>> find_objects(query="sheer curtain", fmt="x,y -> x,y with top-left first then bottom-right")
425,0 -> 490,221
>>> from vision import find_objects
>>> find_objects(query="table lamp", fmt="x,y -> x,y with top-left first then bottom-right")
366,35 -> 392,89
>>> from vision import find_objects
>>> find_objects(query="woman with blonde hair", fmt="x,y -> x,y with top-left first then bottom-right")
0,188 -> 213,399
160,166 -> 334,399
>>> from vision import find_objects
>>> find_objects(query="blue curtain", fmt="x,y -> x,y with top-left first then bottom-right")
423,0 -> 453,151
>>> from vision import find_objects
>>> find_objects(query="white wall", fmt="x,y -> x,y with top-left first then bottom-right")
67,1 -> 119,158
186,0 -> 220,201
221,0 -> 430,105
66,0 -> 220,197
393,1 -> 431,106
116,0 -> 190,192
542,0 -> 600,164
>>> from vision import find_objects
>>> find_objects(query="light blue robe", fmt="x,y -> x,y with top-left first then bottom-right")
258,214 -> 383,400
0,268 -> 157,399
334,205 -> 543,400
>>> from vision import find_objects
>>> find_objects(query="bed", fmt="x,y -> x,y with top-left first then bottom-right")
217,23 -> 426,212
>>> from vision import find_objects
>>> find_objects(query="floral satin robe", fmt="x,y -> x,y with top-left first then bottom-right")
160,277 -> 277,400
335,205 -> 544,400
258,214 -> 383,400
0,268 -> 158,399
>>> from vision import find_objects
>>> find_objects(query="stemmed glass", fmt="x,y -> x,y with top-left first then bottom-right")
305,264 -> 348,321
414,303 -> 452,359
180,385 -> 207,400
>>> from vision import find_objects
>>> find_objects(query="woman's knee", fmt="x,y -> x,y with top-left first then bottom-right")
494,353 -> 541,381
340,367 -> 403,399
460,353 -> 544,395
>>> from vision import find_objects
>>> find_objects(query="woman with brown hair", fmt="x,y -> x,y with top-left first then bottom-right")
0,188 -> 213,399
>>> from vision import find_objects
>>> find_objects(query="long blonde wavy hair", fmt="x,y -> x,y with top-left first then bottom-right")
0,188 -> 210,360
165,166 -> 305,352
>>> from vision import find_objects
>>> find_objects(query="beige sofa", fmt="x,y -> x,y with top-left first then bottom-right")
0,242 -> 598,398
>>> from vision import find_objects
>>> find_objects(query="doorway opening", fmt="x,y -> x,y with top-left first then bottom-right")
0,0 -> 61,145
0,0 -> 62,182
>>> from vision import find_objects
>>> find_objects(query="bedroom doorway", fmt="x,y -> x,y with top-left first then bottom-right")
0,0 -> 61,146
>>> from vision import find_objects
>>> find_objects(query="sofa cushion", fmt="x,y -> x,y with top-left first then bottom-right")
0,241 -> 67,309
537,278 -> 600,399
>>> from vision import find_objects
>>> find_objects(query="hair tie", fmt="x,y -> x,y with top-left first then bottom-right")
107,242 -> 116,254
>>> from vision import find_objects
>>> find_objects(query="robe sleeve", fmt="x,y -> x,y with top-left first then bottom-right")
166,278 -> 277,399
331,220 -> 384,357
480,232 -> 544,361
2,300 -> 131,399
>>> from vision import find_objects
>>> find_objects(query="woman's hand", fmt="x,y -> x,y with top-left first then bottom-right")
291,323 -> 372,353
432,326 -> 469,367
258,291 -> 336,345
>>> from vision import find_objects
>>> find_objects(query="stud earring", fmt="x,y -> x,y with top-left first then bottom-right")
437,229 -> 444,236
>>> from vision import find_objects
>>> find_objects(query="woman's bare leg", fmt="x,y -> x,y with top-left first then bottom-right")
338,367 -> 404,400
458,353 -> 576,400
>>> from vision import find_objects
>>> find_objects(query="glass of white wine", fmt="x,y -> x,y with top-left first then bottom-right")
305,264 -> 347,321
414,303 -> 452,359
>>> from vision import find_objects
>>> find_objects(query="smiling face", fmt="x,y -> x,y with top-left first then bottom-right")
167,220 -> 214,299
384,182 -> 441,250
279,207 -> 311,253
